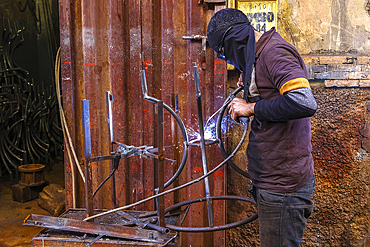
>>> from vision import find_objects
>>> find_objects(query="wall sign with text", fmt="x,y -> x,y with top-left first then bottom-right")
237,1 -> 277,33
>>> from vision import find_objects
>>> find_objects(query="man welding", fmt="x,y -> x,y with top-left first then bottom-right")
207,8 -> 317,246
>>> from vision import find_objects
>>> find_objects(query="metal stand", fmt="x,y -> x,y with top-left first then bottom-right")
192,63 -> 214,227
25,67 -> 259,245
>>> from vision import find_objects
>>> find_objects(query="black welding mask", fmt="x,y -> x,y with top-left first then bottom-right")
207,8 -> 256,101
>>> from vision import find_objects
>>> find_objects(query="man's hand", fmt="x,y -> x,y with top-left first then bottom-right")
228,98 -> 255,121
237,73 -> 243,87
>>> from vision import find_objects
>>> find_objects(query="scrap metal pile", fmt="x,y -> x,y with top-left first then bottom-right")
0,19 -> 63,183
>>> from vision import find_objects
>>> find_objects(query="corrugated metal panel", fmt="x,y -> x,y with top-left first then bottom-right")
59,0 -> 227,245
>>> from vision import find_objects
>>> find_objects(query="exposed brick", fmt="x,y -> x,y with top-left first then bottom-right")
357,56 -> 370,65
361,65 -> 370,71
315,71 -> 349,80
359,80 -> 370,87
302,56 -> 319,65
306,67 -> 314,80
311,65 -> 327,73
324,80 -> 359,88
343,57 -> 357,64
327,64 -> 362,72
306,64 -> 326,80
319,56 -> 349,65
349,72 -> 370,80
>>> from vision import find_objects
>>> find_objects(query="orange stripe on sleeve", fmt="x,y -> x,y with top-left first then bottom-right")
279,77 -> 311,95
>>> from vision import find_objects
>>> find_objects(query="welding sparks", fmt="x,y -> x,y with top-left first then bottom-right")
187,115 -> 235,142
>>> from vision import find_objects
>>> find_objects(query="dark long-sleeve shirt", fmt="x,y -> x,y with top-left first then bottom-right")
247,28 -> 316,193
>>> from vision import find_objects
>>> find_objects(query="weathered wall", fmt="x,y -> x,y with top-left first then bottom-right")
59,1 -> 228,246
278,0 -> 370,55
227,76 -> 370,247
226,0 -> 370,246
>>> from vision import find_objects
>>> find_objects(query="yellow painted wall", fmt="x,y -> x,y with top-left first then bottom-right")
229,0 -> 370,54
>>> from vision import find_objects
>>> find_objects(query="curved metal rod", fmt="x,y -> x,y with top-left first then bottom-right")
6,118 -> 25,153
0,142 -> 14,183
164,195 -> 258,232
3,134 -> 23,162
216,86 -> 250,178
84,124 -> 248,222
140,70 -> 189,189
30,131 -> 48,155
26,129 -> 37,162
4,119 -> 25,161
31,127 -> 49,149
0,139 -> 19,169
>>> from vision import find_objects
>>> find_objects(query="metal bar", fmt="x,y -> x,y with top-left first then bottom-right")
90,154 -> 116,162
106,91 -> 114,148
192,63 -> 214,227
171,93 -> 180,206
86,234 -> 105,247
156,101 -> 165,227
82,99 -> 94,220
25,214 -> 175,244
106,91 -> 117,208
116,211 -> 169,234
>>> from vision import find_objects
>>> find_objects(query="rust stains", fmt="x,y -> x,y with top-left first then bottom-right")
311,87 -> 366,183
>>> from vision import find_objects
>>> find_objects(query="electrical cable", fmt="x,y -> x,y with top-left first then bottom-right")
55,47 -> 86,207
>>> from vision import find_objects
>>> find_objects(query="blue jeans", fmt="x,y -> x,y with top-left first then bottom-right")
249,175 -> 315,247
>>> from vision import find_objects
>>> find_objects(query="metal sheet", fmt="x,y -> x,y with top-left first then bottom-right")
26,214 -> 175,244
59,0 -> 228,246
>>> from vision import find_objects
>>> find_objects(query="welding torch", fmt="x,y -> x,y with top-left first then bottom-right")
224,85 -> 250,129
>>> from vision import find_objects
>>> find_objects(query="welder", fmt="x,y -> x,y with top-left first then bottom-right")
207,9 -> 317,247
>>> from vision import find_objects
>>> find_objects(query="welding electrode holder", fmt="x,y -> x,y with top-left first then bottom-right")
238,116 -> 250,128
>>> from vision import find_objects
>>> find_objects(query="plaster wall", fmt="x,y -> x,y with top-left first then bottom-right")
278,0 -> 370,54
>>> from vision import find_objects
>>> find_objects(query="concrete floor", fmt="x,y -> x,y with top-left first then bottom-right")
0,159 -> 65,247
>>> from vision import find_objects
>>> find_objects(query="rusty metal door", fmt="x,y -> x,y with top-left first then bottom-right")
59,0 -> 228,246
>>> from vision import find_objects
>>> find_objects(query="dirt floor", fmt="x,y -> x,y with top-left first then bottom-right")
0,159 -> 65,247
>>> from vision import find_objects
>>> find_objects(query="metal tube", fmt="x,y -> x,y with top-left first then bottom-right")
106,91 -> 117,208
171,93 -> 180,206
156,101 -> 165,227
192,62 -> 214,227
82,99 -> 93,220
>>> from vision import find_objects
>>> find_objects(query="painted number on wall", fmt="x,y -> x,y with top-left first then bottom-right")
237,1 -> 277,33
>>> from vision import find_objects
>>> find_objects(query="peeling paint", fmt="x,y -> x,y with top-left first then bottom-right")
82,27 -> 95,49
178,71 -> 191,80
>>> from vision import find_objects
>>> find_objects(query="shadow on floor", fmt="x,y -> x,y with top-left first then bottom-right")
0,159 -> 65,247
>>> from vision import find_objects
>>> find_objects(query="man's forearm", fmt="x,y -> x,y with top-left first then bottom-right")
254,88 -> 317,122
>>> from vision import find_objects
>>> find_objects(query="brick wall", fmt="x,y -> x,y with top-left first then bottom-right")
303,56 -> 370,87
